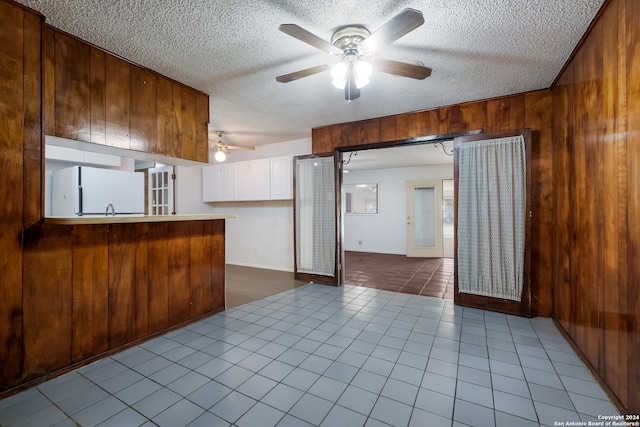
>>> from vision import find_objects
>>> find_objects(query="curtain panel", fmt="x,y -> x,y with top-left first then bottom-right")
457,135 -> 526,301
295,157 -> 336,276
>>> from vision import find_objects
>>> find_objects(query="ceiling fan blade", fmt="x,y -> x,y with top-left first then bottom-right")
226,145 -> 255,151
276,64 -> 332,83
221,146 -> 229,154
279,24 -> 342,55
372,58 -> 432,79
358,8 -> 424,55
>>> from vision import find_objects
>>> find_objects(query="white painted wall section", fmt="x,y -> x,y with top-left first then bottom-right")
343,164 -> 453,255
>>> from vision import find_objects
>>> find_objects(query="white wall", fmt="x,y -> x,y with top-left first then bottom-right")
178,138 -> 312,271
343,164 -> 453,255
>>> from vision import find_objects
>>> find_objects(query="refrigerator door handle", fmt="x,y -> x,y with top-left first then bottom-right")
78,185 -> 83,216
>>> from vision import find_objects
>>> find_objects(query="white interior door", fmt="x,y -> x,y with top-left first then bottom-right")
406,180 -> 443,257
148,165 -> 174,215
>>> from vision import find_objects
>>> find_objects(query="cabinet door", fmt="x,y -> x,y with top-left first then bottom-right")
202,164 -> 234,202
202,165 -> 217,202
270,156 -> 293,200
218,164 -> 234,200
234,159 -> 270,200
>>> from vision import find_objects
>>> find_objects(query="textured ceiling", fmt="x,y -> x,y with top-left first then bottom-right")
16,0 -> 604,150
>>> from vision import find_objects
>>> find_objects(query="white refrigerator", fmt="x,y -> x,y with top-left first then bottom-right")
51,166 -> 145,216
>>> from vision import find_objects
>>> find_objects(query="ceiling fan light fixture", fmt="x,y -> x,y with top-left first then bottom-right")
277,9 -> 429,101
331,62 -> 348,88
331,60 -> 371,90
353,61 -> 372,88
214,148 -> 226,162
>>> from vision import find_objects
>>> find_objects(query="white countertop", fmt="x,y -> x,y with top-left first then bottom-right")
44,213 -> 237,225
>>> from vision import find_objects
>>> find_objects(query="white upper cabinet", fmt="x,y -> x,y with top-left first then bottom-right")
234,159 -> 270,200
270,156 -> 293,200
203,156 -> 293,202
203,163 -> 234,202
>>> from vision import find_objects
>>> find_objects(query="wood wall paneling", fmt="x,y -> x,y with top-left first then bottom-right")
414,109 -> 440,137
524,91 -> 553,316
130,66 -> 157,153
208,220 -> 226,312
379,115 -> 398,142
46,27 -> 209,161
438,105 -> 462,134
459,101 -> 487,131
599,0 -> 626,403
0,0 -> 26,390
195,93 -> 210,163
156,75 -> 174,158
108,224 -> 137,348
134,223 -> 150,338
89,47 -> 106,145
148,222 -> 169,333
625,0 -> 640,412
189,221 -> 206,317
180,87 -> 197,161
72,225 -> 109,362
105,55 -> 131,149
43,26 -> 55,136
170,82 -> 184,158
22,225 -> 73,380
22,10 -> 43,227
168,222 -> 191,325
54,30 -> 90,142
551,0 -> 639,413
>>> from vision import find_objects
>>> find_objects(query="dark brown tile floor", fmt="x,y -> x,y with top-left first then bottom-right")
225,252 -> 454,310
225,264 -> 307,309
344,251 -> 454,300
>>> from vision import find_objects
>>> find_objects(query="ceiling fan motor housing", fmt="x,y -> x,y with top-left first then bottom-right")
331,26 -> 371,60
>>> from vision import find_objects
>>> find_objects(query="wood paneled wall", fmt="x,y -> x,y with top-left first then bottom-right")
20,221 -> 225,382
552,0 -> 639,414
0,0 -> 43,391
0,0 -> 225,395
43,26 -> 210,163
313,90 -> 554,318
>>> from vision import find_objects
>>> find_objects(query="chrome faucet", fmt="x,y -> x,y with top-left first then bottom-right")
105,203 -> 115,216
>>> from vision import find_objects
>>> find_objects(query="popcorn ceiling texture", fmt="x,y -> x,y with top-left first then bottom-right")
15,0 -> 605,149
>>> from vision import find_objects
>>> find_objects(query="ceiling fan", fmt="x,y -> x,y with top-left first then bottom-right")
276,8 -> 431,102
209,130 -> 255,162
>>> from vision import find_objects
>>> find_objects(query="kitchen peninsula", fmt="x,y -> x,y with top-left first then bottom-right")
0,0 -> 232,396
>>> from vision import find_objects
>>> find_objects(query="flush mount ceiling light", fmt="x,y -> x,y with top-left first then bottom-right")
276,8 -> 432,102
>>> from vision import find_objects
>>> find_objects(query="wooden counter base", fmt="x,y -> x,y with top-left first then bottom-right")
17,219 -> 227,389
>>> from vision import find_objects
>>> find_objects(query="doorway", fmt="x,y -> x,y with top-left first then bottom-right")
339,139 -> 457,297
406,179 -> 443,258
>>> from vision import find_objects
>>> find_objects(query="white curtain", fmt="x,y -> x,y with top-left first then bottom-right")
457,135 -> 526,301
295,157 -> 336,276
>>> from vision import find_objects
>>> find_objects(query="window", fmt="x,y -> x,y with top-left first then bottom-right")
343,183 -> 378,214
